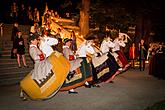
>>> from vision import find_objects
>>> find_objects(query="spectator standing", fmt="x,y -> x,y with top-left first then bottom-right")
14,31 -> 28,68
18,4 -> 28,25
33,8 -> 40,24
10,2 -> 18,23
63,38 -> 82,94
129,42 -> 137,68
11,22 -> 19,59
27,6 -> 33,25
138,39 -> 147,71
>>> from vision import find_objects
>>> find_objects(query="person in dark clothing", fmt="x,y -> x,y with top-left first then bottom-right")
11,22 -> 19,59
14,31 -> 28,68
11,22 -> 19,41
138,39 -> 147,71
155,42 -> 165,79
18,4 -> 28,25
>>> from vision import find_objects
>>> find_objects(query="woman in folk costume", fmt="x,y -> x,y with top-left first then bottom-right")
93,37 -> 120,83
75,35 -> 98,88
61,38 -> 82,94
112,35 -> 130,71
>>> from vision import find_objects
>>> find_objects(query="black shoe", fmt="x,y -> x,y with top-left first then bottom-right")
68,91 -> 78,94
11,56 -> 14,59
92,84 -> 100,88
20,96 -> 27,101
20,91 -> 27,101
67,71 -> 75,80
11,56 -> 16,59
84,84 -> 91,88
24,65 -> 29,68
67,74 -> 72,80
109,81 -> 114,83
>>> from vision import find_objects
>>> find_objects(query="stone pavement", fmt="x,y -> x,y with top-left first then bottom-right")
0,65 -> 165,110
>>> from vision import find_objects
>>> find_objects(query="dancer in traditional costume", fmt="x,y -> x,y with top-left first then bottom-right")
112,35 -> 130,71
75,36 -> 97,88
62,38 -> 82,94
91,36 -> 120,83
60,36 -> 95,91
20,33 -> 70,100
29,34 -> 52,84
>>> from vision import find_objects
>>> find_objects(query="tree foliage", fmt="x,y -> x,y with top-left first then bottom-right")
89,0 -> 136,32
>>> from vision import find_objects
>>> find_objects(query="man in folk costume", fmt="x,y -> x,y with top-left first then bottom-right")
112,35 -> 130,71
62,38 -> 82,94
29,33 -> 53,84
61,35 -> 100,92
20,33 -> 52,100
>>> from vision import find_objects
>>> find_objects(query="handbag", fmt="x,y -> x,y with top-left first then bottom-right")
13,49 -> 17,54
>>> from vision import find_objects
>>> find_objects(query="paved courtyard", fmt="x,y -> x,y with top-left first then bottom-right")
0,65 -> 165,110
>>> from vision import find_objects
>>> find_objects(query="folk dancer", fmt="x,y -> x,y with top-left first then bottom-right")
76,35 -> 100,88
62,38 -> 82,94
112,35 -> 130,71
98,36 -> 121,83
20,33 -> 52,100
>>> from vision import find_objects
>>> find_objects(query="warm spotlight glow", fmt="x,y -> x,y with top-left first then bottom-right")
75,32 -> 79,35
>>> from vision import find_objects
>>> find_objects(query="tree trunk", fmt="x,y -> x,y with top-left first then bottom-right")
79,0 -> 90,37
135,13 -> 151,45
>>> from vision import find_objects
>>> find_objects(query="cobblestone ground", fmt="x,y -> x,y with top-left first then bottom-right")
0,65 -> 165,110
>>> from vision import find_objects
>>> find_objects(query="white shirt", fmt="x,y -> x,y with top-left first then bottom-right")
39,36 -> 58,58
112,39 -> 126,52
76,41 -> 95,57
100,40 -> 115,54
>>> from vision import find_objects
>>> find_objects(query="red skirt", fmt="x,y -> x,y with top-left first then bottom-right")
116,50 -> 129,67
